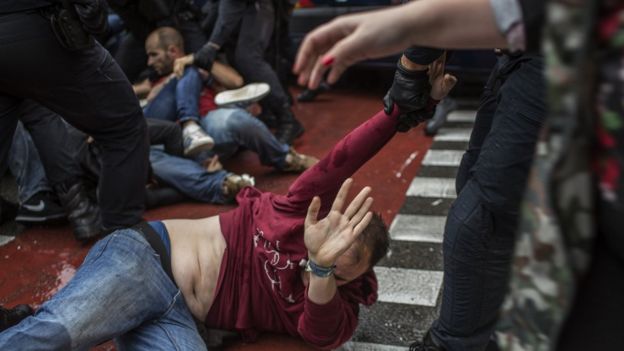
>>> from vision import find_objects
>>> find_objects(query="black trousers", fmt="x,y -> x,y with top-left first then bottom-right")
0,10 -> 149,229
231,0 -> 291,114
18,100 -> 83,188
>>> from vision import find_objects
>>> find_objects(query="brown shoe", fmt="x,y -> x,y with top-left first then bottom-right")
222,174 -> 255,202
282,147 -> 318,173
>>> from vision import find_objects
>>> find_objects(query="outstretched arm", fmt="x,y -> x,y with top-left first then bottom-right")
283,108 -> 398,215
283,56 -> 456,214
294,0 -> 504,89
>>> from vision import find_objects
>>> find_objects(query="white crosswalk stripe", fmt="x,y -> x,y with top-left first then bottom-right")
374,267 -> 443,307
447,110 -> 476,123
433,128 -> 472,142
389,214 -> 446,243
422,150 -> 464,167
406,177 -> 456,198
0,235 -> 15,246
338,341 -> 408,351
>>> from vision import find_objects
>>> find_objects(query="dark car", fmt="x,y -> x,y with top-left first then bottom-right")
289,0 -> 496,93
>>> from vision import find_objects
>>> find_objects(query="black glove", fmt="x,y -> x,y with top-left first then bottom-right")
383,60 -> 432,132
194,44 -> 218,71
70,0 -> 108,35
396,105 -> 436,132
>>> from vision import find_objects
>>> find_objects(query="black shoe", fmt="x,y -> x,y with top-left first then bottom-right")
297,81 -> 330,102
409,331 -> 445,351
0,304 -> 33,332
275,109 -> 305,145
15,192 -> 66,223
425,98 -> 458,136
55,182 -> 102,242
0,198 -> 18,225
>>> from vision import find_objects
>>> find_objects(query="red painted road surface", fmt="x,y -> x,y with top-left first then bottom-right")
0,87 -> 434,350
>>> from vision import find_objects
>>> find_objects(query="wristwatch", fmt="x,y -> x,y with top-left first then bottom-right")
304,259 -> 336,278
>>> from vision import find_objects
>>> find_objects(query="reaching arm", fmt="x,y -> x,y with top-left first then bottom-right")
294,0 -> 505,88
283,108 -> 398,214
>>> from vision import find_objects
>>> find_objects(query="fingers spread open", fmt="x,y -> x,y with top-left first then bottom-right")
353,212 -> 373,238
344,186 -> 372,219
305,196 -> 322,228
331,178 -> 353,213
348,196 -> 373,228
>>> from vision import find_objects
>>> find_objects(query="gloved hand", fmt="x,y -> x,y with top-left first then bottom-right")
70,0 -> 108,35
383,59 -> 432,132
194,44 -> 218,71
396,103 -> 436,132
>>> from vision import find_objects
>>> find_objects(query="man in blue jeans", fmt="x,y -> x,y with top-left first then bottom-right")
141,27 -> 317,174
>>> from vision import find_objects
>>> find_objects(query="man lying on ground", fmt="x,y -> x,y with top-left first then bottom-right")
0,52 -> 456,350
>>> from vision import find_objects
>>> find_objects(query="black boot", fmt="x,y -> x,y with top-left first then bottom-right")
425,97 -> 458,136
54,181 -> 102,242
0,304 -> 33,332
409,331 -> 445,351
275,108 -> 304,145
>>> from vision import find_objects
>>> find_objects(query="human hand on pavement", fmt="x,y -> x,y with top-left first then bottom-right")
304,179 -> 373,267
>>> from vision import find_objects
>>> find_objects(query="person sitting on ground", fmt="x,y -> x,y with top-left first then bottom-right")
140,27 -> 317,173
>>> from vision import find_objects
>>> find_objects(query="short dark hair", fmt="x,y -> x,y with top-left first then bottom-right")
357,212 -> 389,268
152,26 -> 184,52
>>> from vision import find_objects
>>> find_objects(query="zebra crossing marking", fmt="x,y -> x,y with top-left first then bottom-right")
374,267 -> 443,307
389,214 -> 446,243
0,235 -> 15,246
338,341 -> 408,351
447,110 -> 476,123
422,150 -> 464,167
406,177 -> 456,199
433,128 -> 471,142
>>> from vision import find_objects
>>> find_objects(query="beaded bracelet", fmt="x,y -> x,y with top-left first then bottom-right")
304,259 -> 336,278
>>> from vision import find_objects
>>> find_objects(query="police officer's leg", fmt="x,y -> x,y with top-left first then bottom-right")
234,0 -> 303,144
455,62 -> 500,194
1,11 -> 148,229
19,101 -> 102,239
431,55 -> 546,351
0,95 -> 20,180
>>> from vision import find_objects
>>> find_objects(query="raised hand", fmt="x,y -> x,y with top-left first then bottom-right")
428,54 -> 457,101
304,179 -> 373,267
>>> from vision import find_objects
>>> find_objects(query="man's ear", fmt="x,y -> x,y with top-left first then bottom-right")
167,45 -> 182,57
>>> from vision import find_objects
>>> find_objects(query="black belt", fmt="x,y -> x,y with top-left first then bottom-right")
132,221 -> 175,285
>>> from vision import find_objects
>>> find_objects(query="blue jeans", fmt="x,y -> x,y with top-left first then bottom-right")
430,54 -> 546,350
149,147 -> 229,204
9,122 -> 50,204
143,67 -> 203,124
0,229 -> 207,351
198,108 -> 289,168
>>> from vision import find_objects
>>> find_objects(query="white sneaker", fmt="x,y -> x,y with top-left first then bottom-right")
182,124 -> 214,157
214,83 -> 271,107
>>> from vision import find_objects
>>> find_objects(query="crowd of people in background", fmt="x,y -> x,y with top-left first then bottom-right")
1,0 -> 622,350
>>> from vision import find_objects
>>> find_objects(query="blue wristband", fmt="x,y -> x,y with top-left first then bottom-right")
305,259 -> 336,278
